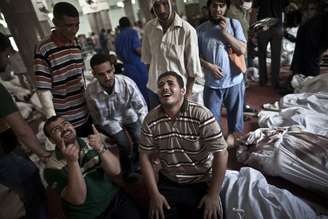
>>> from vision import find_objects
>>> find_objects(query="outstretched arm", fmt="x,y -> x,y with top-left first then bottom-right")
88,125 -> 121,176
5,111 -> 50,159
59,140 -> 87,205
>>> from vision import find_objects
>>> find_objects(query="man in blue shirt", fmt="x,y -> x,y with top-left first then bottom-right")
115,17 -> 148,105
197,0 -> 246,146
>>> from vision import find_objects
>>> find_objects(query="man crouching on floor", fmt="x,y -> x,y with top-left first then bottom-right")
43,116 -> 141,219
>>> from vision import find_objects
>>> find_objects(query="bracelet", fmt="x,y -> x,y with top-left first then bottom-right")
98,146 -> 108,155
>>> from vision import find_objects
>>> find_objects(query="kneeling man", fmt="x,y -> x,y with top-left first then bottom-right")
86,54 -> 148,181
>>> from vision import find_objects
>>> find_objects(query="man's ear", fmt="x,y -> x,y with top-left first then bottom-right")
181,87 -> 186,95
52,18 -> 59,27
91,69 -> 96,77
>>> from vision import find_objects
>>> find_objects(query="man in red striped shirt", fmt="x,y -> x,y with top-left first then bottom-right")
34,2 -> 92,137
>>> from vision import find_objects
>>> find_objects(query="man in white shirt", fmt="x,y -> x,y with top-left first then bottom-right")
86,53 -> 148,182
142,0 -> 203,109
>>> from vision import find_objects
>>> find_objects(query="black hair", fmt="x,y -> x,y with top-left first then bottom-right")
90,53 -> 112,69
0,33 -> 11,52
43,115 -> 62,138
119,17 -> 131,28
158,71 -> 184,88
207,0 -> 231,10
53,2 -> 79,20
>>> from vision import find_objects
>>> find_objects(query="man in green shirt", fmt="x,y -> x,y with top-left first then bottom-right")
43,116 -> 141,219
0,32 -> 49,219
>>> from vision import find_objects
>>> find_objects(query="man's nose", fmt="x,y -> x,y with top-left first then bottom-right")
158,3 -> 166,13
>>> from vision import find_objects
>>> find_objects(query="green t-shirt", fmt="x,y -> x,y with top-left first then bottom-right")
0,83 -> 17,133
44,138 -> 119,219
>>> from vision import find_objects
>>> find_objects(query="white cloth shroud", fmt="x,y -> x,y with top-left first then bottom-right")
236,127 -> 328,195
222,167 -> 328,219
258,92 -> 328,137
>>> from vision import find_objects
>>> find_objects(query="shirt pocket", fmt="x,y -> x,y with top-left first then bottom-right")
180,135 -> 201,153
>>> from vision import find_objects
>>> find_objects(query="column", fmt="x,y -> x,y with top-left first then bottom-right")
137,0 -> 152,21
124,0 -> 136,23
0,0 -> 50,86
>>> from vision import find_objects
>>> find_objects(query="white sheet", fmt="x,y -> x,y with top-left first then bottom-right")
258,92 -> 328,137
236,127 -> 328,195
222,168 -> 328,219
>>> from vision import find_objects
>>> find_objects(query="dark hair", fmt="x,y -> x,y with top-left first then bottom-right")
207,0 -> 231,10
158,71 -> 184,88
43,115 -> 62,138
90,53 -> 112,69
53,2 -> 79,20
119,17 -> 131,28
0,33 -> 11,52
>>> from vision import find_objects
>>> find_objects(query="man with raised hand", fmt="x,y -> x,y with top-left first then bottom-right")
139,71 -> 228,219
43,116 -> 141,219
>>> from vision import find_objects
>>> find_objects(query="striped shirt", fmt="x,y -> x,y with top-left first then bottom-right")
34,31 -> 89,128
139,99 -> 227,184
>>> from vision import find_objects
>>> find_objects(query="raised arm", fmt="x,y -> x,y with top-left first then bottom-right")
59,139 -> 87,205
5,111 -> 50,159
88,125 -> 121,176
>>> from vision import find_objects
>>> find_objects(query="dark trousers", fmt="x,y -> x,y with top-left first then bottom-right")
75,116 -> 93,137
100,190 -> 142,219
0,147 -> 47,219
257,25 -> 283,87
114,122 -> 141,176
158,173 -> 213,219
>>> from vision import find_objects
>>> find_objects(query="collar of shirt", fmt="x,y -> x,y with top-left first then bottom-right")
50,30 -> 76,47
159,98 -> 189,118
151,12 -> 183,31
94,76 -> 118,96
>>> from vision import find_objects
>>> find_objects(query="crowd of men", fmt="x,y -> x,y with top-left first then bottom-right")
1,0 -> 327,218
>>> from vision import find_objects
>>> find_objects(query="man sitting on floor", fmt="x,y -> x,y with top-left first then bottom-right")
86,53 -> 148,182
139,71 -> 228,219
43,116 -> 141,219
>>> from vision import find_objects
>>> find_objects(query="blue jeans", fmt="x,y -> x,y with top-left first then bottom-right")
0,148 -> 47,219
203,82 -> 244,134
114,122 -> 141,175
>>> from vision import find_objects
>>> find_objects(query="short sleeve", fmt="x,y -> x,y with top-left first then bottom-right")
199,108 -> 227,152
34,45 -> 52,90
139,115 -> 156,152
231,19 -> 247,43
184,27 -> 203,79
141,23 -> 151,65
131,30 -> 141,50
0,83 -> 18,118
